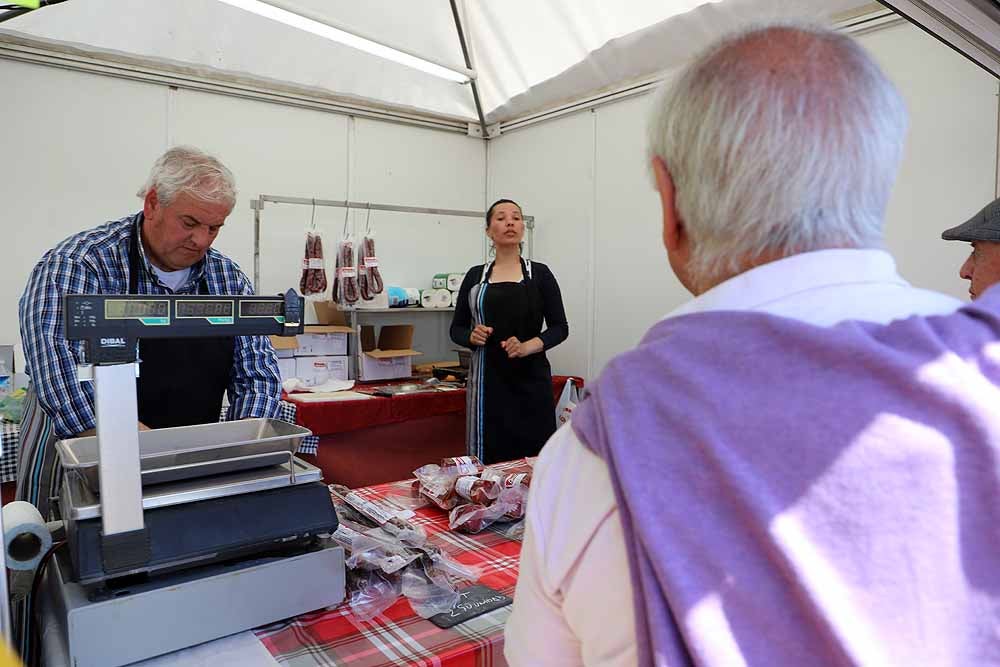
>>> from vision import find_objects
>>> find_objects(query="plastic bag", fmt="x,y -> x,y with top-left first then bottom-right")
454,475 -> 500,505
448,500 -> 510,534
413,464 -> 462,510
348,569 -> 402,622
357,235 -> 384,300
440,456 -> 484,476
333,239 -> 359,305
385,479 -> 433,511
329,484 -> 426,546
401,563 -> 461,618
555,378 -> 581,427
299,231 -> 328,296
348,529 -> 422,574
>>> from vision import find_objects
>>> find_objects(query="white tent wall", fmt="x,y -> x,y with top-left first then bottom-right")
489,19 -> 1000,380
0,57 -> 486,364
3,13 -> 997,382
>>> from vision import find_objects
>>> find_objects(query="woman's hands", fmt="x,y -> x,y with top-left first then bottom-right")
501,337 -> 544,359
470,324 -> 494,346
471,326 -> 544,358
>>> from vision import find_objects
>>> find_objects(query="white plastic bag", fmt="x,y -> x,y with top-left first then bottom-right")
555,378 -> 580,427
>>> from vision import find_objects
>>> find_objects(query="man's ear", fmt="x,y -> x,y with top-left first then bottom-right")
143,188 -> 159,220
653,156 -> 683,252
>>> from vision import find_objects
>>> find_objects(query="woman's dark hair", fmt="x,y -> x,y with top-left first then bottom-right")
485,198 -> 522,228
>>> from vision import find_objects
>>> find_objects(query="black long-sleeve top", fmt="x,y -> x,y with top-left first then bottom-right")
450,260 -> 569,351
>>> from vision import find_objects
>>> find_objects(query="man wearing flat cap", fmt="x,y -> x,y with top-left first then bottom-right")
942,196 -> 1000,299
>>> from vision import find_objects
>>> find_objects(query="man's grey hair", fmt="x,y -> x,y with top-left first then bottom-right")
137,146 -> 237,209
648,24 -> 907,290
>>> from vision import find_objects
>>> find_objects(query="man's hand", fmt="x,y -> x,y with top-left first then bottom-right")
501,337 -> 544,359
470,324 -> 494,346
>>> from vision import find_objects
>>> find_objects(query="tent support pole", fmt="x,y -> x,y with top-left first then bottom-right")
449,0 -> 489,139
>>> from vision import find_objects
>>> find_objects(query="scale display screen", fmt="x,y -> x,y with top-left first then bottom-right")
239,301 -> 284,317
104,299 -> 169,320
176,300 -> 235,319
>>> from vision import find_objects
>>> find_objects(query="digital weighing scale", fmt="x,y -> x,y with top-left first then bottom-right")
37,290 -> 346,667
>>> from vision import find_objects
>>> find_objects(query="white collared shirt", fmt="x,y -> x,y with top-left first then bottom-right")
504,249 -> 961,667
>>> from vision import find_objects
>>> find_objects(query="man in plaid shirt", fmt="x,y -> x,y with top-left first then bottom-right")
16,146 -> 281,517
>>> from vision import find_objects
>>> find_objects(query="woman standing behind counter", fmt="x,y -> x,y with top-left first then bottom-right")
450,199 -> 569,464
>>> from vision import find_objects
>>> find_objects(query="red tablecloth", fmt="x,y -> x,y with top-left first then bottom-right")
290,375 -> 583,437
254,464 -> 527,666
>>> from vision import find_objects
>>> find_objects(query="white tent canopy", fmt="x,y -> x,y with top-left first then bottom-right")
3,0 -> 874,126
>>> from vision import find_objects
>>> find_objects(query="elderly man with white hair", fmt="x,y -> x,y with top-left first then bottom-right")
505,24 -> 961,666
16,146 -> 282,519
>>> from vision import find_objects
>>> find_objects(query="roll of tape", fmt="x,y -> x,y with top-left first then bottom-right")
3,500 -> 52,571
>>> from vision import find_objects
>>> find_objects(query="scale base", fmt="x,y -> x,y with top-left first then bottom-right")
39,544 -> 345,667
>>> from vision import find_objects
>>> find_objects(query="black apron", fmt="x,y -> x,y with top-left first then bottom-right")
128,223 -> 235,428
473,258 -> 556,464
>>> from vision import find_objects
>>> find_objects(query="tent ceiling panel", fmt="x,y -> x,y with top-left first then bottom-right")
471,0 -> 865,123
1,0 -> 918,127
1,0 -> 478,121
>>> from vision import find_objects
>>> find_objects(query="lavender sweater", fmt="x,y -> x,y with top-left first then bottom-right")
571,290 -> 1000,666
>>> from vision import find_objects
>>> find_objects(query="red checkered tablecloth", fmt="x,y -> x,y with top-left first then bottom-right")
254,465 -> 527,666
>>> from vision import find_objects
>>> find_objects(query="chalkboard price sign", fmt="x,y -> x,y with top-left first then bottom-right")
429,585 -> 512,629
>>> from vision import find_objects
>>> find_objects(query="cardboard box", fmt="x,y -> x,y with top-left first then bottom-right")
277,357 -> 297,382
271,303 -> 351,357
295,355 -> 350,386
358,324 -> 421,381
312,301 -> 350,326
270,335 -> 297,359
296,327 -> 349,356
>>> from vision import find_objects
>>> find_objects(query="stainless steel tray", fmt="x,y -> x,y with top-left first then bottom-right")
61,458 -> 323,520
56,418 -> 312,491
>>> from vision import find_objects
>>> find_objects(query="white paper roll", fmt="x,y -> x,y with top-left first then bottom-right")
446,273 -> 464,291
451,290 -> 459,307
421,289 -> 452,309
432,288 -> 452,308
3,500 -> 52,571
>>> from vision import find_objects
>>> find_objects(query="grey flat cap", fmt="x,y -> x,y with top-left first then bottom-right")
942,197 -> 1000,242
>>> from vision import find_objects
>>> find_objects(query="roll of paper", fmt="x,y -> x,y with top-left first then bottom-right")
451,290 -> 459,307
3,501 -> 52,571
404,288 -> 421,307
446,273 -> 464,291
422,288 -> 452,309
431,273 -> 449,290
432,288 -> 452,308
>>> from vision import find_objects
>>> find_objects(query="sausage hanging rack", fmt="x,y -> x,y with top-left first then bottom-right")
249,194 -> 536,293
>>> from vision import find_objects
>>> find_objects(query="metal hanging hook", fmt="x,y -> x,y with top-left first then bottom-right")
343,200 -> 351,237
310,198 -> 316,231
365,202 -> 372,235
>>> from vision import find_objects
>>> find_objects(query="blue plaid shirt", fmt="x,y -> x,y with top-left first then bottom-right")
19,212 -> 282,438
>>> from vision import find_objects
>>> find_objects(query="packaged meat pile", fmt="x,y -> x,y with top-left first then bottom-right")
328,484 -> 483,621
412,456 -> 533,534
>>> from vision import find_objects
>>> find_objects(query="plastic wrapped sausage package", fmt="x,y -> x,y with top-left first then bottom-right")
327,484 -> 483,621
